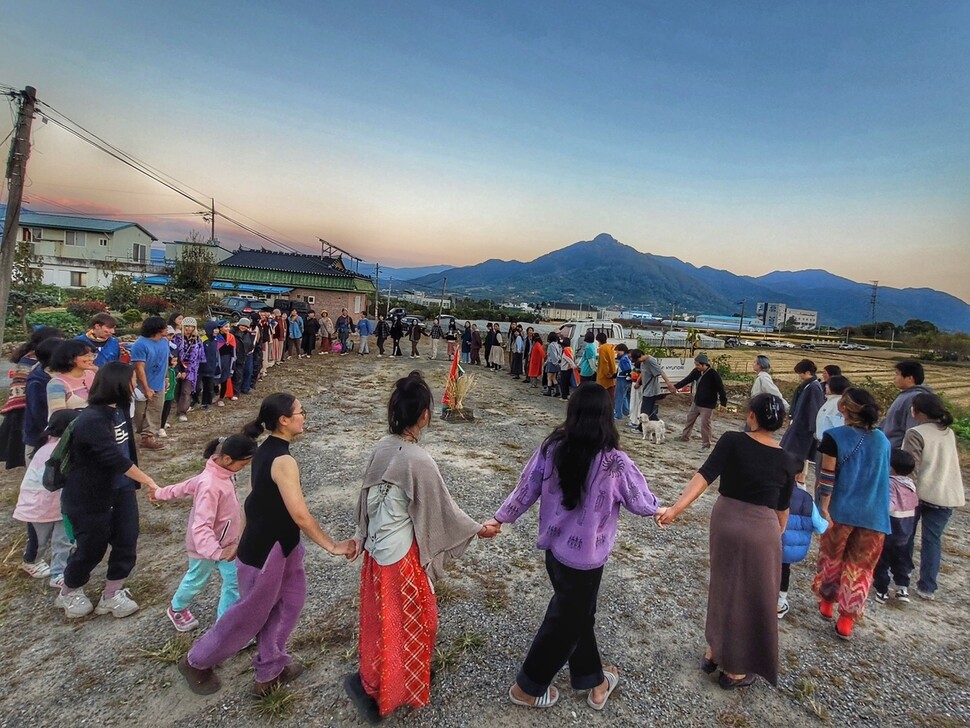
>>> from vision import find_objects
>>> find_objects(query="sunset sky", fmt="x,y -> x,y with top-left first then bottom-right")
2,2 -> 968,300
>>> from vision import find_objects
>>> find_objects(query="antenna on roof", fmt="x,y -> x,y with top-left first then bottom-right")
319,237 -> 364,273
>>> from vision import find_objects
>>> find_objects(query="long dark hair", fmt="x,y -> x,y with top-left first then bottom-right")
541,383 -> 618,510
11,326 -> 63,363
203,433 -> 259,460
243,392 -> 297,437
911,393 -> 954,428
88,361 -> 135,408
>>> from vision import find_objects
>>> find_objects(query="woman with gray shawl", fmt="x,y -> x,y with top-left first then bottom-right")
345,371 -> 497,722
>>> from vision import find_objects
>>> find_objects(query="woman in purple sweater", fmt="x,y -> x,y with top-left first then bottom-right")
486,383 -> 659,712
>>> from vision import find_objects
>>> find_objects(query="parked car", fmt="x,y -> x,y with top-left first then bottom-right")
422,314 -> 457,335
208,296 -> 266,322
800,342 -> 816,350
387,307 -> 407,319
755,340 -> 771,348
838,343 -> 853,350
401,315 -> 424,332
273,299 -> 311,318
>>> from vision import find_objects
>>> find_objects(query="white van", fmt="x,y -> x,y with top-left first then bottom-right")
558,320 -> 637,354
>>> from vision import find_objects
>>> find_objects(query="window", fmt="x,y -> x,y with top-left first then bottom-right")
99,238 -> 108,247
354,295 -> 362,313
21,228 -> 31,242
31,227 -> 43,240
70,272 -> 87,287
131,243 -> 147,263
305,295 -> 315,304
64,231 -> 86,246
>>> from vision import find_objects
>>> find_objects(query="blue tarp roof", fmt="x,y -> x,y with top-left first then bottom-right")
133,274 -> 291,295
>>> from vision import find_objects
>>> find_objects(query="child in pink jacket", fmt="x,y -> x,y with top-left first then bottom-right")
151,434 -> 255,632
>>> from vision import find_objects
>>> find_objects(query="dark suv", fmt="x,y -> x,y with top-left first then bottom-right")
273,299 -> 311,318
210,296 -> 265,321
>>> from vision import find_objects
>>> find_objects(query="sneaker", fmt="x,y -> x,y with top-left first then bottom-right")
158,427 -> 168,438
216,400 -> 225,407
201,405 -> 210,411
49,574 -> 64,589
835,615 -> 854,640
168,605 -> 200,632
915,587 -> 935,601
55,588 -> 94,618
95,588 -> 140,618
896,587 -> 911,603
140,436 -> 165,451
873,591 -> 889,604
777,600 -> 790,619
20,560 -> 51,579
178,415 -> 188,423
231,396 -> 238,401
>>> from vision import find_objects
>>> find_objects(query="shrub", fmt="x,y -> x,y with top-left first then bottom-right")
25,311 -> 86,335
105,276 -> 143,312
66,300 -> 108,319
123,309 -> 143,325
137,295 -> 171,315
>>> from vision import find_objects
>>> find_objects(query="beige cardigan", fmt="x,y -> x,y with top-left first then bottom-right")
902,423 -> 965,508
356,434 -> 482,582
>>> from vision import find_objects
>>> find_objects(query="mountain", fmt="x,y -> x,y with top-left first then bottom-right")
355,263 -> 452,282
406,234 -> 970,331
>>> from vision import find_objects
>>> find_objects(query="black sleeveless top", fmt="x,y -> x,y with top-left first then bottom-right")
237,435 -> 301,568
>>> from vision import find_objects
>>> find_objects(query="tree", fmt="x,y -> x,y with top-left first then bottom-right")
8,242 -> 57,332
781,316 -> 798,333
172,231 -> 218,295
902,319 -> 939,336
104,275 -> 144,312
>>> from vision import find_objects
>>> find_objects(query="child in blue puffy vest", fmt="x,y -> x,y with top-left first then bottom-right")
778,484 -> 828,618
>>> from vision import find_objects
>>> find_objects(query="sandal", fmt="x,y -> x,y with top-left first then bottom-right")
718,672 -> 756,690
508,684 -> 558,709
699,655 -> 718,674
587,668 -> 619,711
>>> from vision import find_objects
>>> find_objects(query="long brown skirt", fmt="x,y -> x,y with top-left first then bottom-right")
706,496 -> 781,685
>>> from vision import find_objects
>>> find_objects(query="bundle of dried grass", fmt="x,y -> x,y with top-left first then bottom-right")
445,373 -> 476,411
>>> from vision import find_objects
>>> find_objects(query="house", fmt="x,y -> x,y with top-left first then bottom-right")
398,290 -> 452,310
164,239 -> 232,264
215,248 -> 376,314
0,205 -> 161,288
756,302 -> 818,331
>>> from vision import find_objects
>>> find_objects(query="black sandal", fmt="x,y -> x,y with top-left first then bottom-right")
718,672 -> 756,690
699,656 -> 718,674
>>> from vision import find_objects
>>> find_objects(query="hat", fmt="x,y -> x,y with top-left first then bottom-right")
216,319 -> 229,328
695,353 -> 711,366
237,317 -> 252,327
182,317 -> 197,328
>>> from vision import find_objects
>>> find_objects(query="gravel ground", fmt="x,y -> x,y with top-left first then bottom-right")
0,351 -> 968,727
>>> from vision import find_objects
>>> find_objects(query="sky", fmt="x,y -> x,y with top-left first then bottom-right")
2,1 -> 969,300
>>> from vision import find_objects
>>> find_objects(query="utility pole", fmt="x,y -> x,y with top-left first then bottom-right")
386,277 -> 393,317
737,300 -> 746,341
0,86 -> 38,348
210,198 -> 216,242
372,263 -> 380,318
869,280 -> 879,334
439,277 -> 447,315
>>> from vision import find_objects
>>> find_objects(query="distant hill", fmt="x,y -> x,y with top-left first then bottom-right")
406,234 -> 970,331
355,263 -> 452,282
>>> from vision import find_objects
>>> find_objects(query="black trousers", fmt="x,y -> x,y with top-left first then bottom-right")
874,516 -> 916,592
780,562 -> 791,592
24,522 -> 39,562
301,334 -> 315,355
200,376 -> 215,407
392,338 -> 402,356
64,489 -> 139,589
559,372 -> 573,400
639,394 -> 661,421
517,550 -> 605,697
510,352 -> 523,376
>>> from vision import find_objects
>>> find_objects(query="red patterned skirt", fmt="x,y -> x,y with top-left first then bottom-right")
359,541 -> 438,716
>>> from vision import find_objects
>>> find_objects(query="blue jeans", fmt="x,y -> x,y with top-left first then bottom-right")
172,558 -> 240,618
905,502 -> 954,595
614,377 -> 630,419
240,354 -> 253,393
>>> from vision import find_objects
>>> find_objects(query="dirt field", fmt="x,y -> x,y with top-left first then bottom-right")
0,351 -> 967,727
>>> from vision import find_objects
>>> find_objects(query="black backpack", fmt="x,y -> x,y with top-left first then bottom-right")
42,419 -> 78,492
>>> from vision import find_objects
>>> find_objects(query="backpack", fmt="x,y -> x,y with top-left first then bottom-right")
42,419 -> 78,492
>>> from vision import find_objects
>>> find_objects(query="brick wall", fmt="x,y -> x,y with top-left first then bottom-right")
279,288 -> 370,316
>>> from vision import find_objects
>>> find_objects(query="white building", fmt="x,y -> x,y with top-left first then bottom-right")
2,206 -> 160,288
398,290 -> 452,310
540,302 -> 599,321
757,302 -> 818,330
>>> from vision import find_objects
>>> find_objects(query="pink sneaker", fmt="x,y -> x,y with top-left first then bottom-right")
167,605 -> 200,632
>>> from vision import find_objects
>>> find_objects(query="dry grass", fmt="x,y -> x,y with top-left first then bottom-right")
252,685 -> 299,721
432,630 -> 487,672
788,677 -> 831,722
139,634 -> 193,665
124,571 -> 171,609
433,579 -> 467,605
290,604 -> 358,660
717,711 -> 753,728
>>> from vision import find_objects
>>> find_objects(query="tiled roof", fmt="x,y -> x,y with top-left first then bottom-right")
0,205 -> 157,240
220,249 -> 369,280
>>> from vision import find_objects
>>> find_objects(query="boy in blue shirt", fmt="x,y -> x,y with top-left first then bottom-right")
130,316 -> 171,451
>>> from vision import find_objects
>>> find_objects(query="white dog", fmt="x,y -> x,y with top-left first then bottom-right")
639,415 -> 666,443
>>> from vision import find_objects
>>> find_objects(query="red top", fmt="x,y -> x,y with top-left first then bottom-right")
528,342 -> 545,378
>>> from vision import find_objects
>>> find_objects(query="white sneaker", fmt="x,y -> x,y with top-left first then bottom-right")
777,599 -> 790,619
158,428 -> 168,438
178,415 -> 188,422
55,588 -> 94,618
216,400 -> 225,407
95,588 -> 140,618
231,396 -> 238,401
21,560 -> 51,579
49,574 -> 64,589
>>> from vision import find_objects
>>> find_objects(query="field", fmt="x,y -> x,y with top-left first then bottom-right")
0,350 -> 967,727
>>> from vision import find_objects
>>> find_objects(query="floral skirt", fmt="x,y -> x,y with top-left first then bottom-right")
359,541 -> 438,716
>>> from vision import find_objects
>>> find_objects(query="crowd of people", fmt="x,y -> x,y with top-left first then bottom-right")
0,308 -> 965,719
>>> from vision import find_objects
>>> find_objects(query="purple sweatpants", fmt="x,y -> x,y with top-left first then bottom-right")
187,542 -> 306,683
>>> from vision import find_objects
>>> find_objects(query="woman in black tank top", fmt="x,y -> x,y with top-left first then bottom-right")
178,392 -> 358,697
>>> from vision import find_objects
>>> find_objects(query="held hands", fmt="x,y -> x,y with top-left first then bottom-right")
144,479 -> 159,501
653,506 -> 678,529
220,544 -> 238,561
478,519 -> 503,539
331,538 -> 360,560
666,383 -> 677,394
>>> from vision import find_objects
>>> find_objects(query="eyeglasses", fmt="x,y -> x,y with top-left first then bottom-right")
293,408 -> 307,417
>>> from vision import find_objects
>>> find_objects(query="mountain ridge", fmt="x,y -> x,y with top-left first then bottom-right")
405,234 -> 970,331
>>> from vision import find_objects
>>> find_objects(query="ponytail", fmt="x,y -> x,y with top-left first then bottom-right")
244,392 -> 297,437
840,388 -> 880,430
749,393 -> 785,431
205,433 -> 260,460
